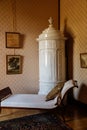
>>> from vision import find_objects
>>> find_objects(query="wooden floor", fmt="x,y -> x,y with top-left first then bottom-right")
0,100 -> 87,130
0,108 -> 47,121
64,101 -> 87,130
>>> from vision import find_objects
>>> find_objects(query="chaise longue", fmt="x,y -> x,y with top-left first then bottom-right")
0,80 -> 78,110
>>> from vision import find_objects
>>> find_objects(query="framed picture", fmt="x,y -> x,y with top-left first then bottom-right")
6,55 -> 22,74
6,32 -> 20,48
80,53 -> 87,68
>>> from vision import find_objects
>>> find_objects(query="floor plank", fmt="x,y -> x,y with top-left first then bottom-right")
0,107 -> 46,121
64,101 -> 87,130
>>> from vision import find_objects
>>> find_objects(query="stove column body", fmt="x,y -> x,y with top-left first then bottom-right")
37,18 -> 66,95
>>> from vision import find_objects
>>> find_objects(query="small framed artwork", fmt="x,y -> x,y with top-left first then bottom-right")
6,55 -> 22,74
5,32 -> 20,48
80,53 -> 87,68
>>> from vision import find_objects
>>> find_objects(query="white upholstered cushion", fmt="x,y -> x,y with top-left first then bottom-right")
1,94 -> 57,109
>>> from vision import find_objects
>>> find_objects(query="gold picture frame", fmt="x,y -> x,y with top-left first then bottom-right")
6,55 -> 22,74
80,53 -> 87,68
6,32 -> 20,48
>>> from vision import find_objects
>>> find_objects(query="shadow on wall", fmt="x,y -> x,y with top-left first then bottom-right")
20,34 -> 25,48
63,18 -> 75,80
78,83 -> 87,104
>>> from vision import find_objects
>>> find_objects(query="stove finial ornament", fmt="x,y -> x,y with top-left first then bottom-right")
48,17 -> 53,27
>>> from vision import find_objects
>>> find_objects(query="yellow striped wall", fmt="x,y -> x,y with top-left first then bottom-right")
60,0 -> 87,104
0,0 -> 58,94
